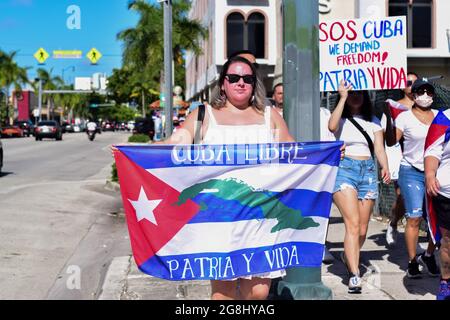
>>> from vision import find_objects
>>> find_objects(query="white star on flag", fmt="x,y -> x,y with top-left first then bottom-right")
128,186 -> 162,225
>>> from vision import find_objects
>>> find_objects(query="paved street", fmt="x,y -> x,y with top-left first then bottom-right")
0,132 -> 131,299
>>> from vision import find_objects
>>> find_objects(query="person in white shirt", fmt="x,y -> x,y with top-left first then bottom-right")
424,108 -> 450,300
328,81 -> 390,294
396,79 -> 440,279
382,72 -> 418,246
272,83 -> 283,116
86,120 -> 97,132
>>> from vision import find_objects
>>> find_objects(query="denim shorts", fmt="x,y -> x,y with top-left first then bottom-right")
333,157 -> 379,200
398,165 -> 425,219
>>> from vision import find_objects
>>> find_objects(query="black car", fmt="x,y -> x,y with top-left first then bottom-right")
13,120 -> 35,137
133,117 -> 155,139
35,121 -> 63,141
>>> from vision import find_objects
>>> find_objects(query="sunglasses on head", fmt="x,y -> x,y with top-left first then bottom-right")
417,88 -> 434,96
225,74 -> 256,84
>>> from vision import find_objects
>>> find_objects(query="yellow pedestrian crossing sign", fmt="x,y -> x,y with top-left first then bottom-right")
34,48 -> 49,64
87,48 -> 102,64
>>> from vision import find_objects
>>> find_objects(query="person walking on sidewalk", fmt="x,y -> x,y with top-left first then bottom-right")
395,79 -> 440,279
382,72 -> 419,246
328,81 -> 390,294
154,56 -> 295,300
424,108 -> 450,300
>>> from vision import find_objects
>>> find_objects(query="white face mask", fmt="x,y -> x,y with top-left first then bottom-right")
415,94 -> 433,108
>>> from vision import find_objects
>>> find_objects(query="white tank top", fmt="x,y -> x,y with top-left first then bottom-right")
202,105 -> 274,144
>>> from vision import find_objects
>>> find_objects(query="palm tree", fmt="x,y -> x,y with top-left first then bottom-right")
0,50 -> 30,125
117,0 -> 207,113
36,68 -> 64,120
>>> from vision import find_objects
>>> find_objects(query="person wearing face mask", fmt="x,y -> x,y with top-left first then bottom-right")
395,79 -> 440,279
329,81 -> 390,294
382,72 -> 419,247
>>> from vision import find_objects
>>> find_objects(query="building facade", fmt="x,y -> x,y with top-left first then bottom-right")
186,0 -> 450,102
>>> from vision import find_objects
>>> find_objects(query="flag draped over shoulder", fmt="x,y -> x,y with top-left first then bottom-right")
114,141 -> 343,281
386,99 -> 409,120
424,109 -> 450,244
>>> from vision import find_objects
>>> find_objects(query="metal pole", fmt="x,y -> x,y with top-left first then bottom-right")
38,79 -> 43,122
163,0 -> 173,138
277,0 -> 332,300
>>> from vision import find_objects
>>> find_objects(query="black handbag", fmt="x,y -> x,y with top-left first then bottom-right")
347,116 -> 375,159
193,104 -> 205,144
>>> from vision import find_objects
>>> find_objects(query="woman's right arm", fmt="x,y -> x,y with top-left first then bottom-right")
328,80 -> 352,133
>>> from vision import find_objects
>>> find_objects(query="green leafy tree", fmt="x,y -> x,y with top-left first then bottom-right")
0,50 -> 30,125
36,68 -> 64,120
117,0 -> 207,112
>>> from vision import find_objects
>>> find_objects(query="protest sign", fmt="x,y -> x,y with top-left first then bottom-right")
319,16 -> 407,92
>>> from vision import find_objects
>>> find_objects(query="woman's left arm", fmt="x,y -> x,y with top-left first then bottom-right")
374,130 -> 391,184
271,110 -> 295,142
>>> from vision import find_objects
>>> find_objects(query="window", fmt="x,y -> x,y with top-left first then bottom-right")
226,12 -> 266,58
227,13 -> 245,57
389,0 -> 433,48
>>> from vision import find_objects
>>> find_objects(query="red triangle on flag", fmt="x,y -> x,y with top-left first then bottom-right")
114,151 -> 200,266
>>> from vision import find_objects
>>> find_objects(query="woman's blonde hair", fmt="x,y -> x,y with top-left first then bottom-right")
210,56 -> 267,112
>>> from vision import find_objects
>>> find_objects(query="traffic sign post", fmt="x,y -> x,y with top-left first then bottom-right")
34,48 -> 49,64
86,48 -> 102,64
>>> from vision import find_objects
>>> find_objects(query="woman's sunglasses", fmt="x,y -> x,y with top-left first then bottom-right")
406,80 -> 413,87
225,74 -> 256,84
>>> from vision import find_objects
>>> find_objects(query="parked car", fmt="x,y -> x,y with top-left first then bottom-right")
61,121 -> 73,133
35,121 -> 63,141
1,125 -> 24,138
13,120 -> 35,137
102,122 -> 115,132
133,117 -> 155,139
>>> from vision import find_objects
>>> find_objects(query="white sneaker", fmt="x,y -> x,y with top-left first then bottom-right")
386,224 -> 398,246
348,274 -> 362,294
322,247 -> 335,264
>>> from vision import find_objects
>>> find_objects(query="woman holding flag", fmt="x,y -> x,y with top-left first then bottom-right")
154,55 -> 294,300
424,108 -> 450,300
395,79 -> 440,279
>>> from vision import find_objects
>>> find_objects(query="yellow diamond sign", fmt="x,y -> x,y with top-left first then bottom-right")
34,48 -> 49,64
86,48 -> 102,64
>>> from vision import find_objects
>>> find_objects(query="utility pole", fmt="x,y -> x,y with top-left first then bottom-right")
161,0 -> 173,138
37,78 -> 43,122
278,0 -> 332,300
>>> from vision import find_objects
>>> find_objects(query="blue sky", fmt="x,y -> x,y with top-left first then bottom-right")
0,0 -> 158,85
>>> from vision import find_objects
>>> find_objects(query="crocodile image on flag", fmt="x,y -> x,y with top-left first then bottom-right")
114,141 -> 343,281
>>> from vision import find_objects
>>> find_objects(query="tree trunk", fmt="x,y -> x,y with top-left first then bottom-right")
142,90 -> 146,118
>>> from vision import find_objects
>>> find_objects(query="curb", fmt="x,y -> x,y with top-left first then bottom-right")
105,180 -> 120,193
98,256 -> 131,300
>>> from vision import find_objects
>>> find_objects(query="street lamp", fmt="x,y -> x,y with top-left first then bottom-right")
62,66 -> 75,84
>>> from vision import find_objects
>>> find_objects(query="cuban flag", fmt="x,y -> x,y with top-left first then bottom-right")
424,109 -> 450,244
386,99 -> 409,120
114,141 -> 343,281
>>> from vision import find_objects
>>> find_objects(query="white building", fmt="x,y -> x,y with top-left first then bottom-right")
186,0 -> 450,102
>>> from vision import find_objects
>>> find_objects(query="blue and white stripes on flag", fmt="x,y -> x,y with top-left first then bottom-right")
114,141 -> 343,281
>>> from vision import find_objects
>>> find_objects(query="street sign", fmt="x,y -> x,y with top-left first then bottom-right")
34,48 -> 49,64
53,50 -> 82,59
86,48 -> 102,64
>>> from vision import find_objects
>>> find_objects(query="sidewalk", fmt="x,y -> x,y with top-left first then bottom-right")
98,205 -> 439,300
